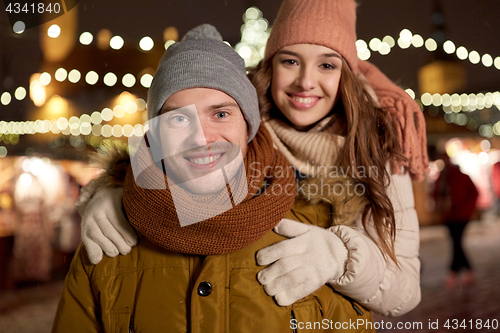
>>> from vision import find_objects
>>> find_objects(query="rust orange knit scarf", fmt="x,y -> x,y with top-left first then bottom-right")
122,126 -> 296,255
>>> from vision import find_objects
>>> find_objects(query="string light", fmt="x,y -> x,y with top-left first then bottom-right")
110,36 -> 124,50
68,69 -> 81,83
469,51 -> 480,64
13,21 -> 25,34
382,35 -> 395,48
140,74 -> 153,88
495,57 -> 500,70
369,38 -> 382,52
122,74 -> 136,88
456,46 -> 468,60
15,87 -> 26,100
113,105 -> 125,118
411,34 -> 424,48
1,92 -> 12,106
85,71 -> 99,85
424,38 -> 437,51
55,68 -> 68,81
47,24 -> 61,38
405,88 -> 416,99
79,32 -> 93,45
235,6 -> 270,67
14,26 -> 496,98
164,40 -> 175,50
103,72 -> 118,86
139,36 -> 154,51
39,72 -> 51,86
482,54 -> 493,67
5,13 -> 499,141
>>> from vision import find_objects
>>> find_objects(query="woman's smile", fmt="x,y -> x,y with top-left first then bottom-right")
286,92 -> 321,109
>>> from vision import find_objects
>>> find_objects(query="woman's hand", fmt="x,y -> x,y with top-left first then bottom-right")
80,187 -> 138,264
256,218 -> 348,306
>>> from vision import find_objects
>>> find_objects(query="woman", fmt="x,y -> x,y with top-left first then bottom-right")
79,0 -> 427,318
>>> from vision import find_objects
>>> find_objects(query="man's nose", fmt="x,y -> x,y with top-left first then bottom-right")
295,66 -> 316,90
190,118 -> 219,147
190,119 -> 208,147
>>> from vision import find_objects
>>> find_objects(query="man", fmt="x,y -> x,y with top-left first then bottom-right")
54,24 -> 354,332
434,153 -> 478,289
130,89 -> 250,227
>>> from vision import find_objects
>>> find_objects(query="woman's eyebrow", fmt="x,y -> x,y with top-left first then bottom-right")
323,53 -> 341,59
277,50 -> 341,59
277,50 -> 299,57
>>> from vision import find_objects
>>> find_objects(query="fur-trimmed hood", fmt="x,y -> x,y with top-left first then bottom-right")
297,175 -> 368,227
89,140 -> 131,189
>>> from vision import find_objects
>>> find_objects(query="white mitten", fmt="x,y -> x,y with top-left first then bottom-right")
80,186 -> 138,264
256,218 -> 349,306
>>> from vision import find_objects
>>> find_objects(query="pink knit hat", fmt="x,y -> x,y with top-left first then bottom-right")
264,0 -> 358,73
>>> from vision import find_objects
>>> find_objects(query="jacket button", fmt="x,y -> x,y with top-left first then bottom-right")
197,281 -> 212,297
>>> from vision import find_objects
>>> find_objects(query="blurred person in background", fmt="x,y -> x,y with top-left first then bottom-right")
12,174 -> 53,284
490,161 -> 500,216
434,153 -> 478,289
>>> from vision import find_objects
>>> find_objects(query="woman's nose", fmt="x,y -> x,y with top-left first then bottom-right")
295,66 -> 316,90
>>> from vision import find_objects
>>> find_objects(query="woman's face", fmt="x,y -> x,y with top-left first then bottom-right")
271,44 -> 343,131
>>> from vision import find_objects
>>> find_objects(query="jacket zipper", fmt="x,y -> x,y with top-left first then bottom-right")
129,315 -> 134,333
291,310 -> 298,333
341,294 -> 365,316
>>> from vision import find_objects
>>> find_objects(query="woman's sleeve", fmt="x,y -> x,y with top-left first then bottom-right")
329,170 -> 421,316
52,244 -> 103,332
75,177 -> 106,216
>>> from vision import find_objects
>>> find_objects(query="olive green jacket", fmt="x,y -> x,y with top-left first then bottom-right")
52,198 -> 374,333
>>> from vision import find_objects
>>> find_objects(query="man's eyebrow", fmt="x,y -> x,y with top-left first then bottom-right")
160,106 -> 183,114
160,102 -> 239,114
209,102 -> 239,110
277,50 -> 342,59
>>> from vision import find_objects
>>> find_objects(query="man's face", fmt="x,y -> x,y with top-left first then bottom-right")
157,87 -> 249,194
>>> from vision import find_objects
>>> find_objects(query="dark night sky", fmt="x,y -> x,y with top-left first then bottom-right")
1,0 -> 499,122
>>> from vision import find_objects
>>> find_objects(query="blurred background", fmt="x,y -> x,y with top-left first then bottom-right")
0,0 -> 499,332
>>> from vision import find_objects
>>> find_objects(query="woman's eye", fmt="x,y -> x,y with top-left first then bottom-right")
282,59 -> 298,66
321,63 -> 335,70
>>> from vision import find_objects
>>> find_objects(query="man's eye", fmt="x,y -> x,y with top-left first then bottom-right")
170,116 -> 188,122
165,114 -> 190,127
214,111 -> 228,119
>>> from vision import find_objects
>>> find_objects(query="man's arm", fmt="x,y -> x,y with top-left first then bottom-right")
52,244 -> 104,332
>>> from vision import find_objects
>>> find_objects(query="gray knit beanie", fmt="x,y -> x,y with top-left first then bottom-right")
147,24 -> 259,142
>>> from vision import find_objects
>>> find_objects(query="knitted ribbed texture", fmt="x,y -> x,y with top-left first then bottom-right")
359,61 -> 429,180
264,0 -> 358,72
147,24 -> 260,142
264,117 -> 344,176
123,126 -> 296,255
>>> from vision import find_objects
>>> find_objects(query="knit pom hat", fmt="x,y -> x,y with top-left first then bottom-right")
147,24 -> 260,142
264,0 -> 358,73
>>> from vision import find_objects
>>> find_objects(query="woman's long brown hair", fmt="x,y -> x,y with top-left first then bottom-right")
248,58 -> 405,264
